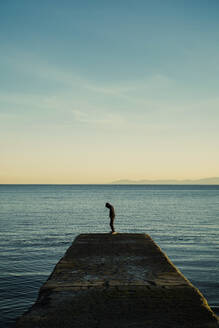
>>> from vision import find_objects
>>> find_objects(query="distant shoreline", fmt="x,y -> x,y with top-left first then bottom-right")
110,177 -> 219,185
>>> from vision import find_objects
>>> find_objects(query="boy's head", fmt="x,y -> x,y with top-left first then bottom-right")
105,202 -> 110,208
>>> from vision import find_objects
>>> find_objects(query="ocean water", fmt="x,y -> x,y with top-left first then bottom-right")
0,184 -> 219,327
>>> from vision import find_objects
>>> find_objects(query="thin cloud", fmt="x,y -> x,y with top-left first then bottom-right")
0,50 -> 174,105
71,109 -> 126,129
1,51 -> 219,134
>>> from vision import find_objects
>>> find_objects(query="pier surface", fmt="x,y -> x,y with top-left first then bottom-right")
17,233 -> 219,328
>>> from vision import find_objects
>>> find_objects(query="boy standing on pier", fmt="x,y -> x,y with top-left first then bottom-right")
105,202 -> 116,234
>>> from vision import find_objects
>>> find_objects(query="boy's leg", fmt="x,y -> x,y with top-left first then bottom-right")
110,218 -> 115,233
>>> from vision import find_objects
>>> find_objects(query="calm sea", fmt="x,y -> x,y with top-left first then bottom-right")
0,184 -> 219,327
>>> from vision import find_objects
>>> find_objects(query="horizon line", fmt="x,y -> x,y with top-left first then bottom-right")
1,177 -> 219,185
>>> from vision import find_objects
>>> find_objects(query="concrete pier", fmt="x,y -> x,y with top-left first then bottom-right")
16,233 -> 219,328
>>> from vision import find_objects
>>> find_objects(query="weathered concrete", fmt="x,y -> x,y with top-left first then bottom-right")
16,233 -> 219,328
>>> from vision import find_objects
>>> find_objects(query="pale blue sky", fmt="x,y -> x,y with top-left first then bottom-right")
1,1 -> 219,183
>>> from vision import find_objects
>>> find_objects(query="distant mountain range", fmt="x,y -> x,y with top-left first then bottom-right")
110,177 -> 219,184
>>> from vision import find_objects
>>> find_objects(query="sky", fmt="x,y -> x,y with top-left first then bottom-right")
0,0 -> 219,184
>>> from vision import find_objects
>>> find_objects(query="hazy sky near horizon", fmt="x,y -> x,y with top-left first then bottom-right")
1,0 -> 219,183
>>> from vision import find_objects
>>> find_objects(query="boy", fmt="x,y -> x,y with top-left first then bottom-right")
105,202 -> 116,234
